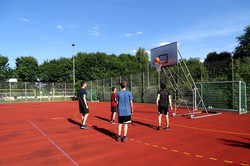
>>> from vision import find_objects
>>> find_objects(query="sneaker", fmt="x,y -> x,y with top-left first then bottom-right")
81,125 -> 89,130
157,126 -> 162,130
112,121 -> 117,124
117,136 -> 122,142
123,137 -> 128,142
165,126 -> 170,130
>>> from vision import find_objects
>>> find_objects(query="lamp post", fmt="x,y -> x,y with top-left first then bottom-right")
72,44 -> 75,99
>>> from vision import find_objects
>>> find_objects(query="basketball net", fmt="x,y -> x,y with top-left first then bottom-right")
155,62 -> 162,72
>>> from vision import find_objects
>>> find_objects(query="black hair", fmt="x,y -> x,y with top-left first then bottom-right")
81,81 -> 86,87
120,81 -> 126,89
112,87 -> 116,91
160,83 -> 166,90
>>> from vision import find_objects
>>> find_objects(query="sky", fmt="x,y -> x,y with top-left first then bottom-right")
0,0 -> 250,68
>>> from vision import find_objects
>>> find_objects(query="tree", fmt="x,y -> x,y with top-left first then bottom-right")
15,56 -> 39,82
186,58 -> 208,82
39,57 -> 72,82
135,47 -> 149,72
204,51 -> 231,62
204,51 -> 232,81
233,26 -> 250,59
0,55 -> 10,81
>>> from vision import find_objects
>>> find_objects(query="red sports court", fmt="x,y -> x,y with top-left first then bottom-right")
0,101 -> 249,166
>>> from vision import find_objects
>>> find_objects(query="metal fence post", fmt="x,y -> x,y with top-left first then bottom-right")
119,76 -> 121,90
39,82 -> 41,102
103,79 -> 105,101
111,77 -> 112,89
91,80 -> 92,101
25,82 -> 27,102
130,74 -> 132,91
239,81 -> 241,114
65,83 -> 66,101
9,82 -> 11,103
53,82 -> 54,101
148,71 -> 149,88
142,72 -> 144,103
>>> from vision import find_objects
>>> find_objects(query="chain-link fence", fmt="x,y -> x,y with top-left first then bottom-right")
0,58 -> 249,111
86,70 -> 194,106
0,82 -> 74,103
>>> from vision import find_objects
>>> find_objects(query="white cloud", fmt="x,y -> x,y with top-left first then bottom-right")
125,31 -> 143,37
146,50 -> 150,55
57,25 -> 63,29
90,25 -> 100,36
125,33 -> 132,37
19,18 -> 29,22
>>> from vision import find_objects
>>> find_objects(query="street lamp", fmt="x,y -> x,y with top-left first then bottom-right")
72,44 -> 75,99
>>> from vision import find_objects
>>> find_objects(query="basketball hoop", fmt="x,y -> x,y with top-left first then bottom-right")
155,62 -> 162,72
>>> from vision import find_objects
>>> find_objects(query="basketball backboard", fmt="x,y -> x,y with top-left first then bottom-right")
151,42 -> 178,68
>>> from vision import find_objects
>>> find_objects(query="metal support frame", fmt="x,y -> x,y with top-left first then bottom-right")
160,49 -> 220,119
162,67 -> 191,116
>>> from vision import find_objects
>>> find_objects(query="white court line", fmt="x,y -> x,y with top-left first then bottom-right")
28,120 -> 78,166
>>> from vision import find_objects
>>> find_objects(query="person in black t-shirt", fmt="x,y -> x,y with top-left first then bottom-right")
79,81 -> 89,130
156,83 -> 173,130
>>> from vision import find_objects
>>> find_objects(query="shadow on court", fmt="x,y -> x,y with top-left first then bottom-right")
94,116 -> 110,123
218,138 -> 250,149
132,120 -> 157,130
67,118 -> 81,127
92,125 -> 117,140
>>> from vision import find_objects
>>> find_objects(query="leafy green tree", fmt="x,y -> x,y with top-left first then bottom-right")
75,52 -> 108,81
39,57 -> 72,82
204,51 -> 232,81
234,26 -> 250,59
204,51 -> 231,62
0,55 -> 10,81
15,56 -> 39,82
186,58 -> 208,82
135,47 -> 149,72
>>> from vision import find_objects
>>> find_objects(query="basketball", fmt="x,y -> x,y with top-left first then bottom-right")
155,57 -> 160,63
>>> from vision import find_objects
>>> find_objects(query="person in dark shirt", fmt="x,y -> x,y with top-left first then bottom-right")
156,83 -> 173,130
79,81 -> 89,130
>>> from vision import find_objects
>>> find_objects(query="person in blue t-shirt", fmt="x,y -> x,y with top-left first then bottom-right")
116,81 -> 133,142
79,81 -> 89,130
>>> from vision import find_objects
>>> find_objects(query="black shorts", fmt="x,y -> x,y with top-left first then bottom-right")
158,102 -> 169,115
79,102 -> 89,114
118,115 -> 131,124
111,106 -> 117,112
